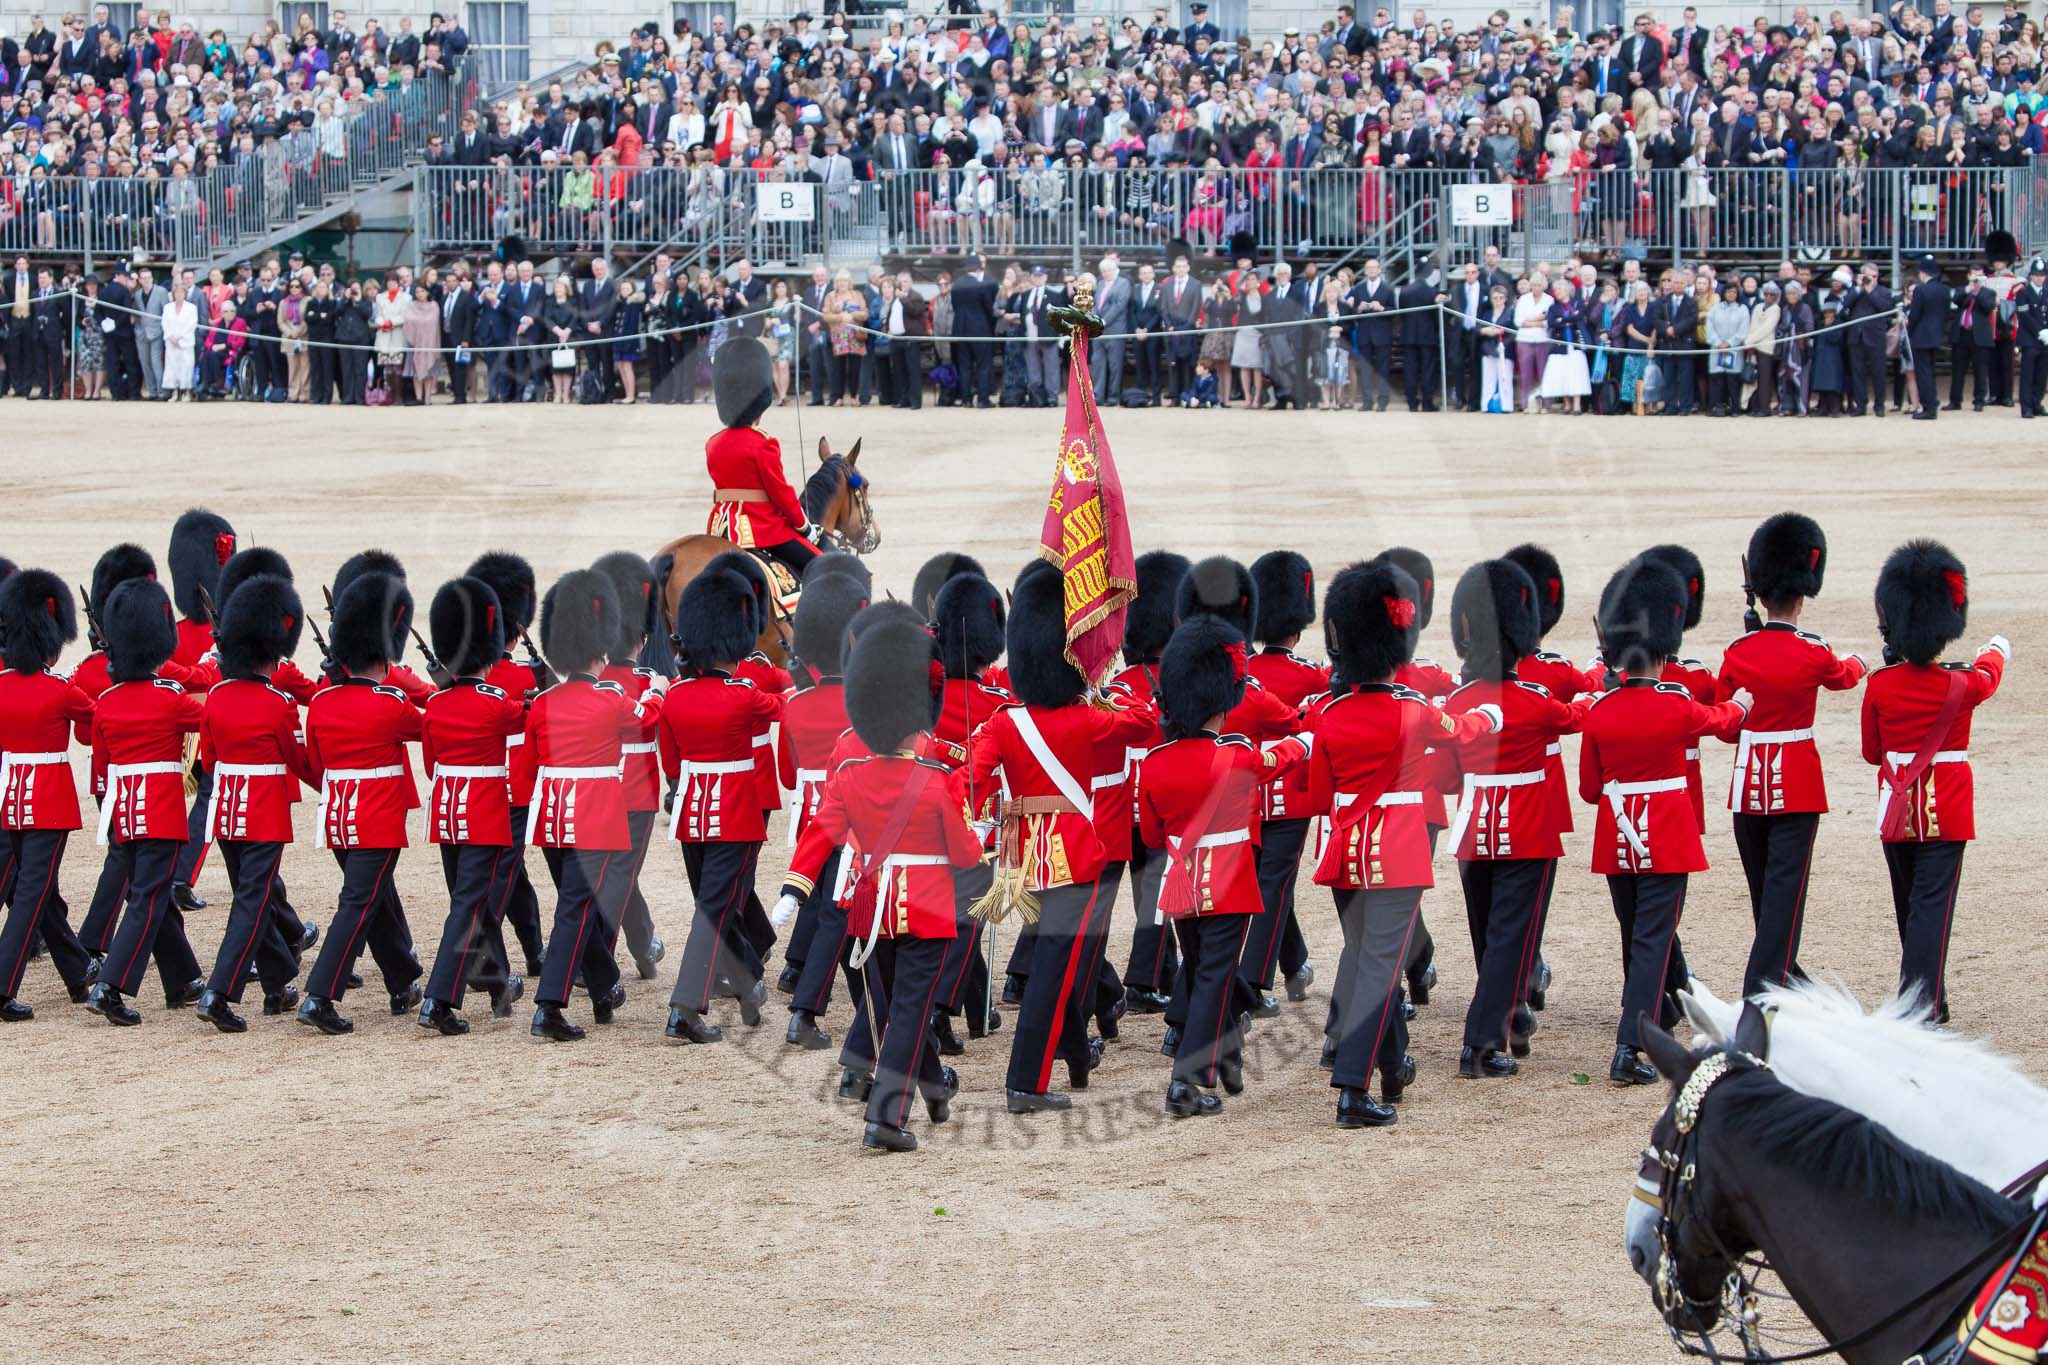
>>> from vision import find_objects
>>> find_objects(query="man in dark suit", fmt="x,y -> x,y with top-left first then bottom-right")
1444,261 -> 1486,412
577,259 -> 618,385
1128,263 -> 1163,404
443,270 -> 479,403
1842,263 -> 1894,417
553,102 -> 603,161
0,256 -> 33,398
1619,14 -> 1666,89
1346,257 -> 1398,410
473,265 -> 513,401
100,266 -> 140,400
871,112 -> 921,247
504,261 -> 545,399
1160,255 -> 1202,404
798,263 -> 832,406
1396,268 -> 1445,412
951,254 -> 1000,408
1668,6 -> 1708,75
1184,1 -> 1220,45
1581,33 -> 1626,99
1657,273 -> 1699,415
1906,256 -> 1950,419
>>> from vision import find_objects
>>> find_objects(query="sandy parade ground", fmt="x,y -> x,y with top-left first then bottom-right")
0,399 -> 2042,1361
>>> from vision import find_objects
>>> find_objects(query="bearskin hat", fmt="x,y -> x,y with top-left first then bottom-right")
1124,550 -> 1190,663
911,552 -> 987,619
1451,559 -> 1542,682
0,558 -> 15,584
466,550 -> 537,632
703,550 -> 770,638
1597,556 -> 1689,676
539,568 -> 619,675
847,600 -> 928,643
103,577 -> 179,681
1372,546 -> 1437,630
215,546 -> 293,616
90,543 -> 158,624
792,573 -> 869,678
1324,561 -> 1420,684
1642,543 -> 1706,632
933,573 -> 1006,680
330,571 -> 414,673
0,568 -> 77,672
675,568 -> 758,674
591,551 -> 658,662
216,575 -> 305,681
1175,555 -> 1258,637
1250,550 -> 1316,644
1008,559 -> 1086,707
1747,513 -> 1828,605
713,336 -> 776,428
168,507 -> 237,622
805,550 -> 872,592
1876,539 -> 1969,666
845,617 -> 942,754
429,576 -> 506,679
1503,543 -> 1566,637
334,548 -> 407,601
1159,616 -> 1249,741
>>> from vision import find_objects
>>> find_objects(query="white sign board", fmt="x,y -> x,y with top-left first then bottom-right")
1449,184 -> 1514,228
756,183 -> 815,222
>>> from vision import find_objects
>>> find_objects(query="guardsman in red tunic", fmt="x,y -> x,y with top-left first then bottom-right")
527,570 -> 648,1041
85,578 -> 208,1025
1372,546 -> 1454,1010
1441,560 -> 1583,1079
193,574 -> 318,1033
659,568 -> 784,1043
1501,543 -> 1584,1014
468,550 -> 553,977
417,576 -> 531,1035
296,572 -> 427,1035
1719,513 -> 1868,997
1142,616 -> 1307,1118
707,549 -> 795,977
1106,550 -> 1187,1011
0,569 -> 97,1018
1865,539 -> 2010,1023
1642,543 -> 1720,821
705,337 -> 820,578
817,617 -> 983,1153
592,550 -> 669,982
1579,557 -> 1750,1086
772,574 -> 869,1047
166,507 -> 237,915
964,562 -> 1158,1113
1310,562 -> 1501,1129
1245,549 -> 1327,1008
331,550 -> 442,706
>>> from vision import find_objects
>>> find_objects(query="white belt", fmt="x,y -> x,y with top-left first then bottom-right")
505,733 -> 526,748
526,763 -> 624,844
1263,733 -> 1311,755
620,741 -> 657,757
1544,741 -> 1562,758
1874,750 -> 1969,834
0,750 -> 71,805
665,759 -> 758,838
315,765 -> 406,850
1157,827 -> 1252,923
847,853 -> 954,968
752,731 -> 773,749
1334,790 -> 1423,809
203,762 -> 290,845
1090,769 -> 1127,791
789,767 -> 827,846
433,764 -> 508,780
1684,748 -> 1700,762
1446,768 -> 1547,853
97,760 -> 187,845
1730,728 -> 1815,811
1602,776 -> 1689,862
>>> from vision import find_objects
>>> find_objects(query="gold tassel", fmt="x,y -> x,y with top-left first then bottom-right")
969,814 -> 1042,925
182,733 -> 201,799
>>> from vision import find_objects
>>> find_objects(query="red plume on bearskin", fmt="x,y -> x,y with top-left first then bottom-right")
1746,513 -> 1828,605
1176,555 -> 1258,638
217,575 -> 304,680
1159,615 -> 1248,740
1324,560 -> 1420,685
102,577 -> 179,681
331,572 -> 413,673
1451,559 -> 1542,682
1372,546 -> 1436,631
0,567 -> 78,672
466,551 -> 538,633
1503,543 -> 1565,637
1250,549 -> 1316,644
1642,543 -> 1705,632
168,507 -> 236,622
429,576 -> 505,679
1876,539 -> 1970,666
703,550 -> 772,640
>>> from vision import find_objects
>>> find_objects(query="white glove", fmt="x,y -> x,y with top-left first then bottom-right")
971,820 -> 996,842
1985,634 -> 2012,661
1474,702 -> 1504,733
1730,687 -> 1755,715
2036,328 -> 2047,345
770,892 -> 802,930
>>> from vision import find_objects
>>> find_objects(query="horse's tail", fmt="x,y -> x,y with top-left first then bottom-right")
642,549 -> 679,677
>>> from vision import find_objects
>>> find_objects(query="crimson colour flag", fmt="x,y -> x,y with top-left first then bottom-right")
1038,327 -> 1136,687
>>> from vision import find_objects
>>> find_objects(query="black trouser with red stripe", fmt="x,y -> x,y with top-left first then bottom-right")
1608,872 -> 1688,1050
1004,879 -> 1103,1095
1087,863 -> 1126,1026
206,840 -> 299,1000
172,766 -> 214,888
790,849 -> 853,1017
100,838 -> 200,999
1172,912 -> 1252,1089
615,809 -> 660,966
937,861 -> 995,1027
0,830 -> 91,998
1886,839 -> 1967,1018
1458,857 -> 1553,1052
1525,860 -> 1560,1005
1329,886 -> 1418,1092
307,847 -> 422,1002
1733,812 -> 1820,999
79,829 -> 131,955
503,807 -> 546,971
669,840 -> 763,1013
1122,840 -> 1180,992
427,843 -> 520,1008
536,846 -> 625,1009
1242,817 -> 1312,992
858,935 -> 951,1131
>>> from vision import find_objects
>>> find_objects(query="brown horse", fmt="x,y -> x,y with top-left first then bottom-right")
648,437 -> 877,671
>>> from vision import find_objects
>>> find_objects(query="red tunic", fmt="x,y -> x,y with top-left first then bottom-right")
1395,658 -> 1461,827
784,727 -> 962,897
600,663 -> 666,813
525,676 -> 646,850
306,678 -> 423,849
75,651 -> 210,796
806,752 -> 982,939
1247,648 -> 1330,820
705,426 -> 809,549
1577,679 -> 1748,875
92,676 -> 206,844
1140,734 -> 1305,917
657,672 -> 784,843
1515,650 -> 1590,835
965,699 -> 1160,890
1307,684 -> 1497,890
1860,644 -> 2007,843
735,652 -> 793,812
0,669 -> 96,830
485,654 -> 545,807
777,680 -> 849,847
1714,622 -> 1866,815
384,663 -> 436,709
422,679 -> 527,845
1089,678 -> 1147,862
173,618 -> 214,668
197,679 -> 312,843
1441,678 -> 1582,861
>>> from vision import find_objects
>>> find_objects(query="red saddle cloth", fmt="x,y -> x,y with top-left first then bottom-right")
1961,1225 -> 2048,1362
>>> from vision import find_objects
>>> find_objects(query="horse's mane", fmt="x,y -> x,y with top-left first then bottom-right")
1716,1063 -> 2027,1240
1754,978 -> 2048,1102
800,456 -> 845,526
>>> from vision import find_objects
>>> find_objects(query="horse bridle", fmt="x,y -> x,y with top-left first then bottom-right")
819,478 -> 880,555
1645,1051 -> 2048,1365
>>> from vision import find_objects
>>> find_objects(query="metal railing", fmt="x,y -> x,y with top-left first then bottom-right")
407,161 -> 2048,277
0,55 -> 484,270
